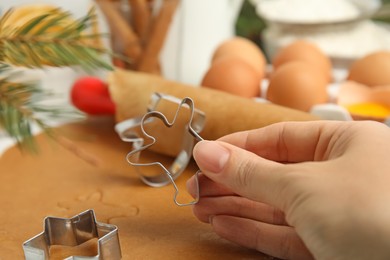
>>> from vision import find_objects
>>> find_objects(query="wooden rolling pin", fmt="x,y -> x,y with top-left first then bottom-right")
108,68 -> 318,157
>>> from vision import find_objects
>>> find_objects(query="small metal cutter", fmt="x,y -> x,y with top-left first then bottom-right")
23,209 -> 121,260
115,93 -> 205,206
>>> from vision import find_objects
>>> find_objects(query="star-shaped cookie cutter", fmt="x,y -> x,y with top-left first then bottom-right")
115,93 -> 205,206
23,209 -> 121,260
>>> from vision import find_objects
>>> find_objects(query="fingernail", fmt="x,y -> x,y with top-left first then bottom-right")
194,141 -> 230,173
186,175 -> 196,198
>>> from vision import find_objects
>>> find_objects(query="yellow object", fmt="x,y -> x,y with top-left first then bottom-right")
343,102 -> 390,118
1,4 -> 74,66
2,4 -> 70,33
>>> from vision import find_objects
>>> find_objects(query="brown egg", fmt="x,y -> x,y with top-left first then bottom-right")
337,81 -> 390,121
272,40 -> 332,82
337,81 -> 371,105
211,36 -> 266,78
201,57 -> 261,98
347,51 -> 390,87
266,61 -> 328,111
338,81 -> 390,107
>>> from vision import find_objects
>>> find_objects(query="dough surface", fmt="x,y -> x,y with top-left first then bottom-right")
0,117 -> 269,259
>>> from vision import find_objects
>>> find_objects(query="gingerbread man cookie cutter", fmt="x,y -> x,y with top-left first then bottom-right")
23,209 -> 121,260
115,93 -> 205,206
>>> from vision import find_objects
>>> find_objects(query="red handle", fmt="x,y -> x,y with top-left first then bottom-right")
70,77 -> 116,115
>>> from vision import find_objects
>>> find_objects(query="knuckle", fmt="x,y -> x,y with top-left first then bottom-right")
279,232 -> 294,259
272,207 -> 286,225
276,167 -> 315,213
254,225 -> 264,253
253,225 -> 297,260
278,167 -> 310,196
235,157 -> 257,189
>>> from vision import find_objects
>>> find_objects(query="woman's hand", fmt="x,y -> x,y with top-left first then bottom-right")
187,121 -> 390,259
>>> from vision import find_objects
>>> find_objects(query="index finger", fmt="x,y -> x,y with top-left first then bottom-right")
218,121 -> 347,163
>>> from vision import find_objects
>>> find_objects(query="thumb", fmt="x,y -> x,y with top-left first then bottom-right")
193,140 -> 293,209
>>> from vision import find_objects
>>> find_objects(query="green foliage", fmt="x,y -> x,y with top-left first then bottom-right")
235,0 -> 266,41
0,6 -> 113,70
373,1 -> 390,23
0,6 -> 114,150
0,64 -> 36,150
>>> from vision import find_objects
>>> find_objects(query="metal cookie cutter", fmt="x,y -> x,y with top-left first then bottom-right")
23,209 -> 121,260
115,93 -> 205,206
